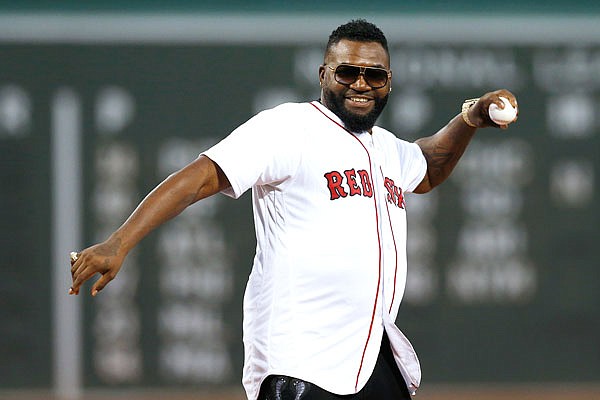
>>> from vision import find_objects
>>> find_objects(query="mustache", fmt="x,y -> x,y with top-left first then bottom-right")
322,87 -> 389,132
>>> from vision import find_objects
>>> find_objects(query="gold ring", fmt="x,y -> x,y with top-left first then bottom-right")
70,252 -> 79,262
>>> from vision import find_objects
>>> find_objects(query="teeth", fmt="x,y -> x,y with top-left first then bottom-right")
349,97 -> 369,103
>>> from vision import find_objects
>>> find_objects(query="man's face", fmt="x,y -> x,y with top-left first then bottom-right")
319,39 -> 391,132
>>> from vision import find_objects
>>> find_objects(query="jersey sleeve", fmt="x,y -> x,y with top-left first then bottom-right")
202,103 -> 304,199
396,140 -> 428,194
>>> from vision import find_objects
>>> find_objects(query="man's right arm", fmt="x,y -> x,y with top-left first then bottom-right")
69,155 -> 230,296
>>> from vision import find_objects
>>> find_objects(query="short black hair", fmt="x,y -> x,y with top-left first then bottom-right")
325,19 -> 389,56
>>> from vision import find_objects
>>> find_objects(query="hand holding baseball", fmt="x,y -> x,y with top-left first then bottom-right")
489,96 -> 518,125
464,89 -> 518,129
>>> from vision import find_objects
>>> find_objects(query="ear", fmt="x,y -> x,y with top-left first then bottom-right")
387,70 -> 392,92
318,64 -> 326,86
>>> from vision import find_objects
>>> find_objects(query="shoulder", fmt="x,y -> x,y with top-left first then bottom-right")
233,102 -> 312,137
255,101 -> 315,120
244,102 -> 323,137
373,126 -> 424,160
372,126 -> 412,146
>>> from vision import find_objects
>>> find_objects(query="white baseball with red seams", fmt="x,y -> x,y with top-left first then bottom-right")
203,101 -> 427,400
488,96 -> 517,125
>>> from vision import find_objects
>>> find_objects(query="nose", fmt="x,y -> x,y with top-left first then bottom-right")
350,72 -> 371,91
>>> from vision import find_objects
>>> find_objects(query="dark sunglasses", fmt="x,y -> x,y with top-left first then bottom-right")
327,64 -> 390,89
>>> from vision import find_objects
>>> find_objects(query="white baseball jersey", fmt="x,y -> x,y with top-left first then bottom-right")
202,100 -> 427,400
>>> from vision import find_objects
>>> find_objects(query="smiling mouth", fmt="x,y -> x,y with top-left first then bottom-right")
346,96 -> 372,105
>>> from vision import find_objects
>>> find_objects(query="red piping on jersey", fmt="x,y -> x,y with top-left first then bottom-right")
380,165 -> 399,314
309,101 -> 382,392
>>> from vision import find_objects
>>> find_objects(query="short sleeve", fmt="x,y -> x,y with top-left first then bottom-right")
397,140 -> 427,194
202,103 -> 304,198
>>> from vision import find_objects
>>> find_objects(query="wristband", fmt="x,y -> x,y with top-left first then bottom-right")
461,98 -> 479,128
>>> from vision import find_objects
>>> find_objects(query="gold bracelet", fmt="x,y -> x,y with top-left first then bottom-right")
461,98 -> 479,128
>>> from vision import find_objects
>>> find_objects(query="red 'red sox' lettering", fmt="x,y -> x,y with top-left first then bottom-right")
324,171 -> 348,200
357,170 -> 373,197
344,169 -> 362,196
384,177 -> 405,209
324,169 -> 373,200
325,170 -> 405,208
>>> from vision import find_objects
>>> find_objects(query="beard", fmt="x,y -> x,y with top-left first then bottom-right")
322,87 -> 389,133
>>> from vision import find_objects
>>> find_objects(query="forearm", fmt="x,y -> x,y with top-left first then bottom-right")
414,114 -> 476,193
106,155 -> 228,256
70,155 -> 230,296
412,90 -> 519,193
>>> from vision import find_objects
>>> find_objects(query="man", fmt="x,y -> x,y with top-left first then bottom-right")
70,19 -> 518,400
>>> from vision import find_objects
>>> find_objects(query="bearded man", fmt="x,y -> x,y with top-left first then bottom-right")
70,19 -> 518,400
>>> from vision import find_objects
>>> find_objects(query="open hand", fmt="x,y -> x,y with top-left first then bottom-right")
69,238 -> 125,296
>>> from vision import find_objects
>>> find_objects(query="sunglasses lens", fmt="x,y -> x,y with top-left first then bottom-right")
334,65 -> 361,85
334,65 -> 388,88
364,69 -> 388,88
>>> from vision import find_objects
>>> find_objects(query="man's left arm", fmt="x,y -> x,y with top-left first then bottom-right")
413,89 -> 518,194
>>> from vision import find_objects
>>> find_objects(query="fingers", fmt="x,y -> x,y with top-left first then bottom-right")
69,251 -> 81,295
495,89 -> 518,109
69,250 -> 100,295
91,274 -> 113,297
69,248 -> 121,296
70,262 -> 98,295
484,90 -> 519,128
70,252 -> 83,277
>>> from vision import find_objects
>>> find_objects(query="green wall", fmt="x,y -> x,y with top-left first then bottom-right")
1,12 -> 599,392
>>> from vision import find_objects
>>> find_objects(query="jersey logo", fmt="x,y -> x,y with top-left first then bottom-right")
324,169 -> 405,209
324,169 -> 373,200
384,177 -> 406,209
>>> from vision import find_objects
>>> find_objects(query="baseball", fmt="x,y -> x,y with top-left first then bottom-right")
488,96 -> 517,125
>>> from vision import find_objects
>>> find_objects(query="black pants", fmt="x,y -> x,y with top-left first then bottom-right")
258,332 -> 412,400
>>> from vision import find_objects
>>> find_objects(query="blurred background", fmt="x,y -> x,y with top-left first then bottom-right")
1,1 -> 599,399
